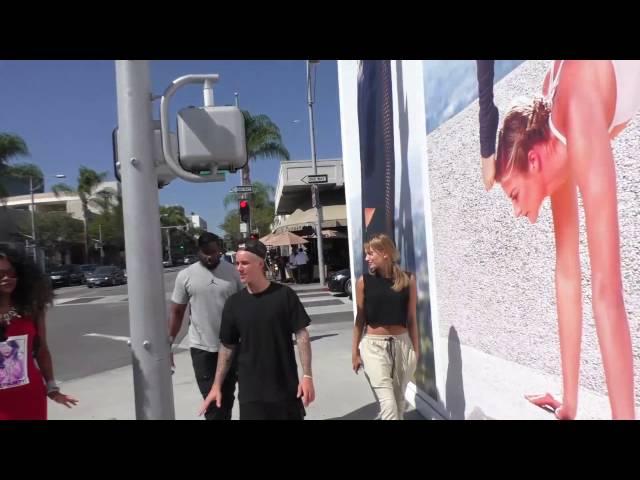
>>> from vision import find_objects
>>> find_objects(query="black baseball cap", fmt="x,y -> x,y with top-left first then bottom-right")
238,239 -> 267,259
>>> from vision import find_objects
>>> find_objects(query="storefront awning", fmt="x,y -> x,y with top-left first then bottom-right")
274,205 -> 347,233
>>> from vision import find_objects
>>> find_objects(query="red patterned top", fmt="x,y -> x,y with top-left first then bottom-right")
0,314 -> 47,420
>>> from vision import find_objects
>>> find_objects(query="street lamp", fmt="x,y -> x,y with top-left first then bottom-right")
306,59 -> 326,285
91,224 -> 105,265
29,173 -> 66,263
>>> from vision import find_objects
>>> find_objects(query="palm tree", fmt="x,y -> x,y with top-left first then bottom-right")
159,205 -> 189,228
241,111 -> 289,234
0,133 -> 30,198
88,187 -> 119,215
0,163 -> 44,204
0,133 -> 29,168
52,166 -> 108,263
242,111 -> 290,185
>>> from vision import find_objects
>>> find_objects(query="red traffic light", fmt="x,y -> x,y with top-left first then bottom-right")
239,200 -> 250,223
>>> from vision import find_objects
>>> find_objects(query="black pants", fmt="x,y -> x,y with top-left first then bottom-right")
191,347 -> 238,420
239,398 -> 305,420
298,265 -> 307,283
307,263 -> 313,283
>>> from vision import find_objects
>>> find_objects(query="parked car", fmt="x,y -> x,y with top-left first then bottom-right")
48,264 -> 84,288
79,264 -> 98,282
86,266 -> 127,288
162,259 -> 172,268
327,268 -> 352,298
223,251 -> 236,265
183,255 -> 197,265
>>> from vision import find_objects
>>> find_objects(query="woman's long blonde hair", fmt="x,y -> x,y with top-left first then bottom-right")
364,233 -> 410,292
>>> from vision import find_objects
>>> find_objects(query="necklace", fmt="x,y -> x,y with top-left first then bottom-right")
0,307 -> 21,326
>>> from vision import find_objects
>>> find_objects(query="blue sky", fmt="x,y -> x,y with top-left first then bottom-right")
424,60 -> 525,132
0,60 -> 343,234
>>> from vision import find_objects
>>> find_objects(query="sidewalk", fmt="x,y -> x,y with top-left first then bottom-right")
49,283 -> 423,420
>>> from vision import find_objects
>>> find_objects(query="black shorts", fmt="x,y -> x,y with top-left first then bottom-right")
239,399 -> 306,420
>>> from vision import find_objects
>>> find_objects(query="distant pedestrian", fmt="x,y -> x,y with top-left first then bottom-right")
276,254 -> 287,283
294,248 -> 309,283
289,247 -> 299,283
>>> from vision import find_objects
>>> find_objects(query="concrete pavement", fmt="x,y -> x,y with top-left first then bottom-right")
47,282 -> 424,420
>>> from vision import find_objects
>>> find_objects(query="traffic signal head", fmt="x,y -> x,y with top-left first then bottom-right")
239,200 -> 250,223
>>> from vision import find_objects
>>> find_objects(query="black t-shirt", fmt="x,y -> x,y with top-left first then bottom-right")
220,282 -> 311,403
363,273 -> 409,328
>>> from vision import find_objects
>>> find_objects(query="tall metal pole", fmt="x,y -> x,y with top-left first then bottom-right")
166,229 -> 172,266
29,176 -> 37,263
115,60 -> 175,420
307,60 -> 325,285
98,223 -> 105,265
235,91 -> 250,238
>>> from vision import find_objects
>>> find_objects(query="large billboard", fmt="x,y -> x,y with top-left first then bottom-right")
338,61 -> 439,412
425,60 -> 640,419
339,59 -> 640,420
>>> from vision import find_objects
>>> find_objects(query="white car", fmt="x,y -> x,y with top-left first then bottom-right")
183,255 -> 197,265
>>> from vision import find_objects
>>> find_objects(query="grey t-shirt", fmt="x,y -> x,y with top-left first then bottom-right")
171,260 -> 243,352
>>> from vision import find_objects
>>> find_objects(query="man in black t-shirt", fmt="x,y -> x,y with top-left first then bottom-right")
198,239 -> 316,420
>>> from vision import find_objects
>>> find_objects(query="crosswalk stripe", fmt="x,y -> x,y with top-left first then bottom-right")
53,285 -> 352,310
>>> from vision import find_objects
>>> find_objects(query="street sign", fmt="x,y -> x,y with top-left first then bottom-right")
240,222 -> 248,233
233,185 -> 253,193
302,174 -> 328,184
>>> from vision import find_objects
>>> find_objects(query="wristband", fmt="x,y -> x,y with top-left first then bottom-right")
303,374 -> 313,379
47,380 -> 60,395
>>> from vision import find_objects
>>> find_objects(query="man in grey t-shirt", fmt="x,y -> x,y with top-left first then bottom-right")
168,232 -> 243,420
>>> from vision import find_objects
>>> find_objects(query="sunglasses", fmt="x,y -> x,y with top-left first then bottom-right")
0,269 -> 17,280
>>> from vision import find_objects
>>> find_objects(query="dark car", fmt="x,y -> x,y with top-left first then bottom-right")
48,264 -> 84,288
86,266 -> 127,288
327,268 -> 352,298
79,264 -> 98,279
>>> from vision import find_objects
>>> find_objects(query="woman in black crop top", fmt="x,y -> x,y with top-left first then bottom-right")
351,234 -> 419,420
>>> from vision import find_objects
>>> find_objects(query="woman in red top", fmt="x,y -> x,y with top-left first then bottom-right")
0,248 -> 77,420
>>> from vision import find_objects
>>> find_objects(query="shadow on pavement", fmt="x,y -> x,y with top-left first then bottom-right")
294,334 -> 340,345
310,333 -> 339,342
325,402 -> 426,420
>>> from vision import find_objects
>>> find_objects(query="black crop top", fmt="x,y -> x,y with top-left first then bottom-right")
363,273 -> 410,327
